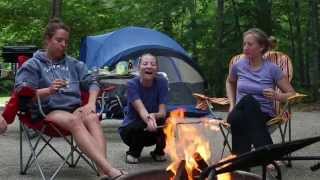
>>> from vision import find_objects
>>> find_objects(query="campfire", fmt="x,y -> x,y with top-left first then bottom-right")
164,109 -> 231,180
120,108 -> 320,180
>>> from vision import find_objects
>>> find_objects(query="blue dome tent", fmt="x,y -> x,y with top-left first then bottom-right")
80,26 -> 207,117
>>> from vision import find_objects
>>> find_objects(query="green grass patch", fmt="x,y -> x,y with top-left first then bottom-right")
0,96 -> 10,106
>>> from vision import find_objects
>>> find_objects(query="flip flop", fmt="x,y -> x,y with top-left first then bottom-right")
150,151 -> 167,162
100,170 -> 127,180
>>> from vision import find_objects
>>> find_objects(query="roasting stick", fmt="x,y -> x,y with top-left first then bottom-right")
143,118 -> 229,131
143,121 -> 201,131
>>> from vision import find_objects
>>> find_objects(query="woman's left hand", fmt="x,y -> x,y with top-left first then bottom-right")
79,103 -> 96,115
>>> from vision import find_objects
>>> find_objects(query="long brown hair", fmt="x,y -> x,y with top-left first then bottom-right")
43,18 -> 70,48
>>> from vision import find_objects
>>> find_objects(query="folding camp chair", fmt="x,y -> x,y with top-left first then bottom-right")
1,53 -> 117,180
2,84 -> 116,180
193,52 -> 306,166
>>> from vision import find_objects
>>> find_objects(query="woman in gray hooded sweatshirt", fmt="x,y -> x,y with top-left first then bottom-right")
15,18 -> 125,180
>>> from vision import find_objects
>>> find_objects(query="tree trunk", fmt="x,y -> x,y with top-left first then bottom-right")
231,0 -> 241,37
304,19 -> 311,87
191,0 -> 197,61
293,0 -> 305,85
309,0 -> 320,100
213,0 -> 225,96
216,0 -> 224,50
51,0 -> 62,18
255,0 -> 272,35
287,0 -> 296,61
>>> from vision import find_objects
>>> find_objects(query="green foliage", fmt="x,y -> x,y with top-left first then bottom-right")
0,0 -> 49,48
0,0 -> 319,100
0,79 -> 13,95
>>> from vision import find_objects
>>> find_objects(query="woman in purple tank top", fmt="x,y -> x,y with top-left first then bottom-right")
225,28 -> 295,162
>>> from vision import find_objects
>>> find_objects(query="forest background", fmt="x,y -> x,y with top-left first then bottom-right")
0,0 -> 319,103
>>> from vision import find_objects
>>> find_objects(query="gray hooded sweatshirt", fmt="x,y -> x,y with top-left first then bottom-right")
15,50 -> 100,114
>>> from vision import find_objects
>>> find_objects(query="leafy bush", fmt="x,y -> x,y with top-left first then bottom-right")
0,79 -> 14,96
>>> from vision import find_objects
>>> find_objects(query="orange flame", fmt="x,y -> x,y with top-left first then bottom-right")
217,172 -> 232,180
164,109 -> 213,180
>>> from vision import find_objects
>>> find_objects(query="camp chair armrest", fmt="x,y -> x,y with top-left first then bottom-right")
193,93 -> 210,101
266,116 -> 283,127
287,92 -> 307,104
35,94 -> 47,118
220,120 -> 231,128
18,88 -> 46,118
209,97 -> 230,106
16,85 -> 37,114
193,93 -> 230,111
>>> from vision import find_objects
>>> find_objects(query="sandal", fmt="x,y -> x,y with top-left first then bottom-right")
100,170 -> 127,180
126,154 -> 139,164
266,161 -> 282,179
150,151 -> 167,162
267,161 -> 284,171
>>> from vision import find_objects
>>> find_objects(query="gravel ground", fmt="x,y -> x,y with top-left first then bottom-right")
0,111 -> 319,180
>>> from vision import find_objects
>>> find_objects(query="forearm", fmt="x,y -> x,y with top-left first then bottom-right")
140,110 -> 151,123
87,89 -> 99,106
36,88 -> 54,98
276,91 -> 296,102
226,79 -> 236,107
36,79 -> 68,99
132,100 -> 151,123
276,77 -> 296,102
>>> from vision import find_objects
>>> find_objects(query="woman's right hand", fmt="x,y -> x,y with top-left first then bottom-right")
49,79 -> 67,94
145,114 -> 157,132
228,104 -> 234,112
263,88 -> 278,100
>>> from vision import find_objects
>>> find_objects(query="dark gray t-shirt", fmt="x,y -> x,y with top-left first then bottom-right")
15,50 -> 99,113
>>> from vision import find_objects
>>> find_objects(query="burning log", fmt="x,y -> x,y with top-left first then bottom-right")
194,152 -> 209,171
192,152 -> 209,179
164,109 -> 212,180
173,160 -> 188,180
168,153 -> 209,180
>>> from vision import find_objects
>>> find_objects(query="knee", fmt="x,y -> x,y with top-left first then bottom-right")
239,95 -> 260,109
84,113 -> 100,124
68,115 -> 83,130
